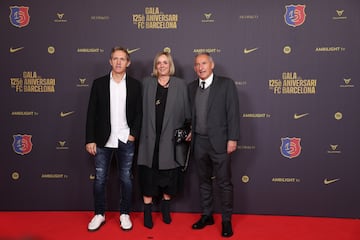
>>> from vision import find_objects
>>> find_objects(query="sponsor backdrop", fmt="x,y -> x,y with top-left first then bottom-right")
1,1 -> 359,218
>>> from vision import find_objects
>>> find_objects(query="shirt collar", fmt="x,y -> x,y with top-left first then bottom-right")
110,71 -> 126,83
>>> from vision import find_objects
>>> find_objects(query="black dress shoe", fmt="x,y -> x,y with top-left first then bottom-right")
222,221 -> 233,237
192,215 -> 214,229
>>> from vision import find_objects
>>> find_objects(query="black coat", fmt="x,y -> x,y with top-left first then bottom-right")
85,73 -> 142,147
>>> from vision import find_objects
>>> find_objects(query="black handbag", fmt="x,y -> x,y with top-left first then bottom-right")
173,120 -> 191,171
173,121 -> 191,191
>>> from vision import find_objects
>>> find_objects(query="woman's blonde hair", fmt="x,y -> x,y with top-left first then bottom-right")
152,52 -> 175,77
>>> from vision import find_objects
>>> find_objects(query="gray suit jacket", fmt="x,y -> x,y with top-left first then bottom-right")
188,75 -> 240,153
137,76 -> 191,169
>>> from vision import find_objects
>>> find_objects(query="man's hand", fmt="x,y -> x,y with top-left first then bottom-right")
185,131 -> 192,142
128,135 -> 135,142
227,140 -> 237,154
86,143 -> 97,155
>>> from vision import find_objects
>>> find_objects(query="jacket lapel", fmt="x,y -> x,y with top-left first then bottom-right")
148,78 -> 157,132
207,75 -> 218,112
162,77 -> 176,130
104,74 -> 111,116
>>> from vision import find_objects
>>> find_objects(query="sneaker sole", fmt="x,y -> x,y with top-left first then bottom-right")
120,224 -> 133,231
88,221 -> 105,232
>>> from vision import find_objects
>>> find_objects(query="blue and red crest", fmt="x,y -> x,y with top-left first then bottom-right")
13,134 -> 33,155
9,6 -> 30,28
284,4 -> 306,27
280,137 -> 302,159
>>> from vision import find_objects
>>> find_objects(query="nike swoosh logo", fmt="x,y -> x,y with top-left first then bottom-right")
324,178 -> 340,185
60,111 -> 75,117
243,47 -> 258,54
294,113 -> 309,119
127,48 -> 140,54
10,47 -> 24,53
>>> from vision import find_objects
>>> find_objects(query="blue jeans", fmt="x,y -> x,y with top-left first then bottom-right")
93,140 -> 135,215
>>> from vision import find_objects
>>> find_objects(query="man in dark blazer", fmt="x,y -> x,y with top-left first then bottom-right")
85,47 -> 142,232
188,52 -> 240,238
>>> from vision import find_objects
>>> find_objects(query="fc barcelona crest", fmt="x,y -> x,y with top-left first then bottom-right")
280,137 -> 302,159
13,134 -> 33,155
9,6 -> 30,28
284,5 -> 306,27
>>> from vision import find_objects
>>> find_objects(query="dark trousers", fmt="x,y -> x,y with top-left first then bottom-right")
193,134 -> 233,221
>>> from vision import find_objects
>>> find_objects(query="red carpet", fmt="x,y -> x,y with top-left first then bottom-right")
0,211 -> 359,240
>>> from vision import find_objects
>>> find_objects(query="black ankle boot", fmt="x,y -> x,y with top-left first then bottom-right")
144,203 -> 153,229
161,199 -> 172,224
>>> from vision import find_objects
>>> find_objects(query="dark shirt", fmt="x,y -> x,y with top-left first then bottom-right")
153,83 -> 168,169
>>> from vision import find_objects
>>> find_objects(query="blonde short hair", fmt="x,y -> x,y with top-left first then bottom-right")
152,52 -> 175,77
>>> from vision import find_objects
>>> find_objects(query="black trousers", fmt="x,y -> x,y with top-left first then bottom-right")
193,134 -> 233,221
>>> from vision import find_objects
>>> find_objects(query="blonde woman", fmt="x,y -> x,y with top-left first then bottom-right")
137,52 -> 191,228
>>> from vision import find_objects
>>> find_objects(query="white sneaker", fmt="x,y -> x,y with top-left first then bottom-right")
88,214 -> 105,231
120,214 -> 132,230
